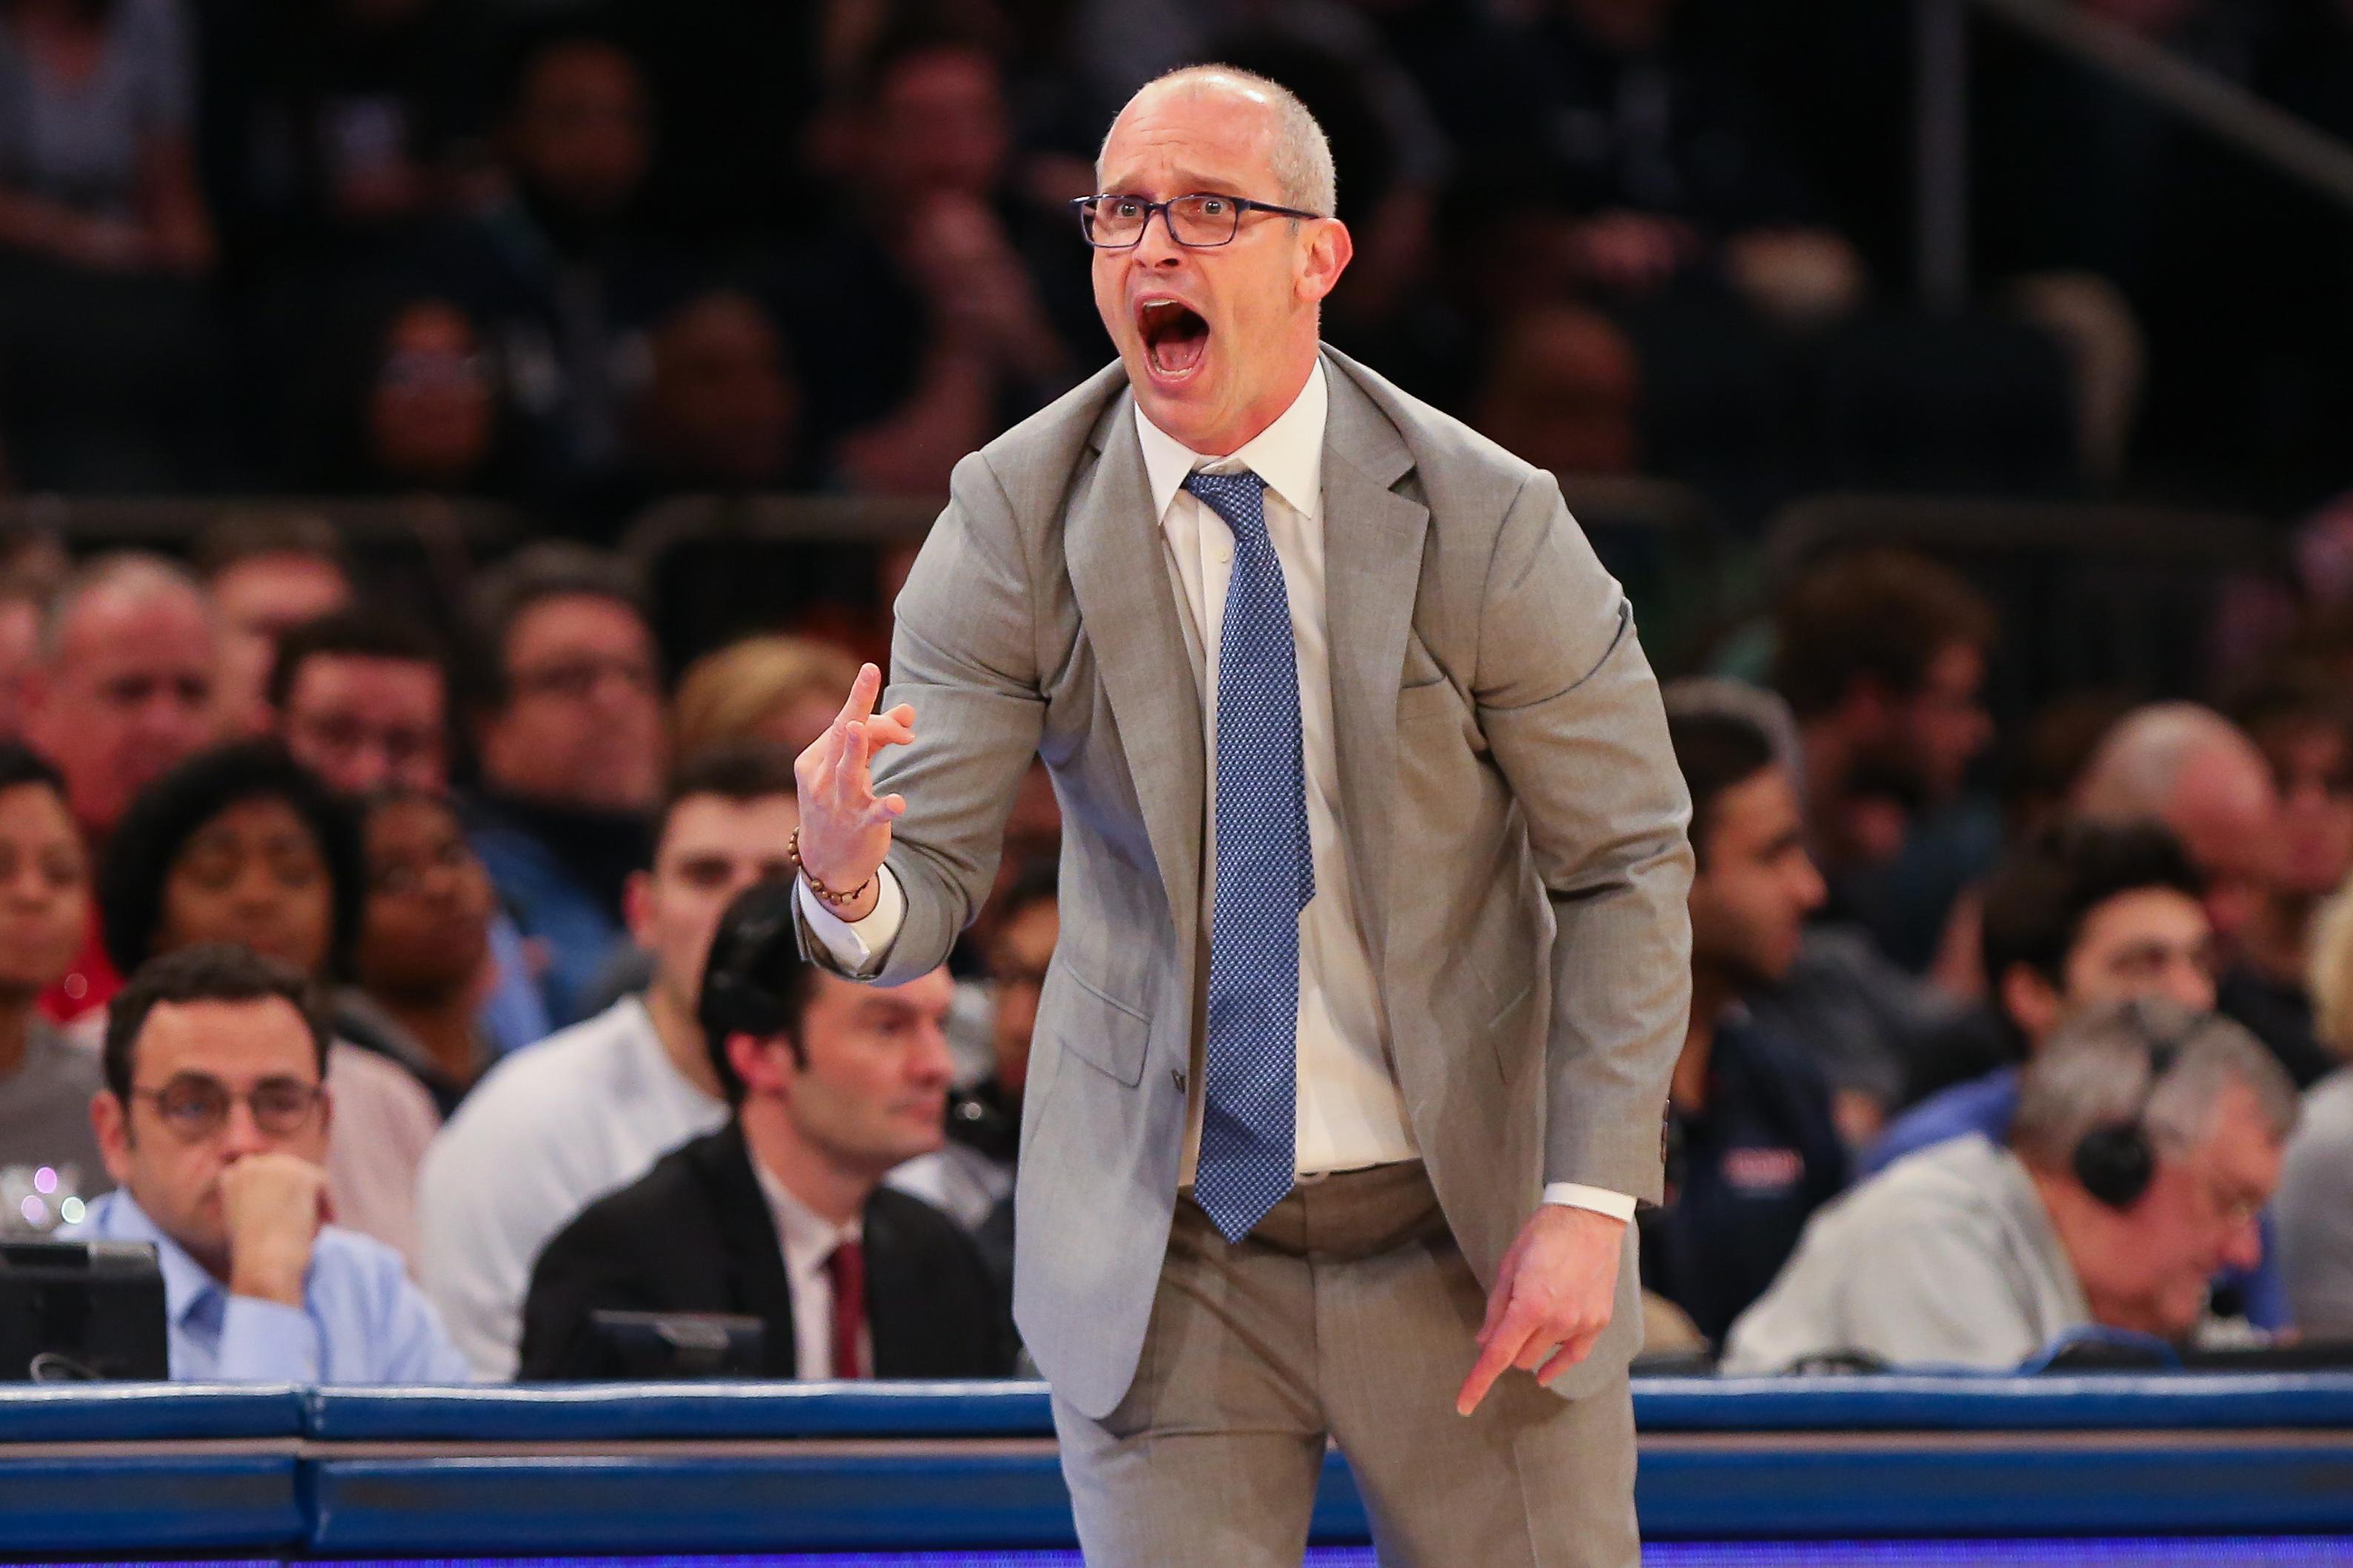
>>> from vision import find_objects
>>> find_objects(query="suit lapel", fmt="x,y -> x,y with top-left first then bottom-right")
699,1123 -> 798,1378
1319,356 -> 1427,964
1062,392 -> 1206,941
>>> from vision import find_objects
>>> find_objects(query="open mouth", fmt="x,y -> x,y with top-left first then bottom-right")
1137,298 -> 1210,378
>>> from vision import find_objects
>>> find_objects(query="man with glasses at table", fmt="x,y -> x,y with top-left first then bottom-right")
67,944 -> 470,1382
788,66 -> 1690,1567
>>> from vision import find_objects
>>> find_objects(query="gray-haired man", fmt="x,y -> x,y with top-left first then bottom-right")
1723,998 -> 2296,1373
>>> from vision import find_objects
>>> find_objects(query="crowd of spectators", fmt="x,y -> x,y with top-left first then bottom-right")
0,0 -> 2337,516
4,0 -> 2353,1389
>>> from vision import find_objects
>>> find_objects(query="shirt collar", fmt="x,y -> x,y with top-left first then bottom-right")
749,1148 -> 862,1283
85,1189 -> 227,1329
1135,358 -> 1328,527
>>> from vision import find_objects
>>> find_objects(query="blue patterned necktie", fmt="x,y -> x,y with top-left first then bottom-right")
1185,468 -> 1314,1244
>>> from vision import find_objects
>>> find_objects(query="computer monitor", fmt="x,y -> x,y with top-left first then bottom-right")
0,1238 -> 168,1381
576,1311 -> 767,1380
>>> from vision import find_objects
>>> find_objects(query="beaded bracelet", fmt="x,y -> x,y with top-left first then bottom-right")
787,827 -> 876,909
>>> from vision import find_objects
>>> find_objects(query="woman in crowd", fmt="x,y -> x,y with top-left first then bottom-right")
95,741 -> 441,1266
349,787 -> 499,1104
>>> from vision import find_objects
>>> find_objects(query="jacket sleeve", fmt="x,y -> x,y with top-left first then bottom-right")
796,449 -> 1048,985
516,1205 -> 659,1381
1474,470 -> 1694,1204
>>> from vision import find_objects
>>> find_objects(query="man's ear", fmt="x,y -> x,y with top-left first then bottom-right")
729,1030 -> 799,1099
622,869 -> 653,948
1298,218 -> 1354,306
90,1090 -> 136,1187
2000,963 -> 2065,1047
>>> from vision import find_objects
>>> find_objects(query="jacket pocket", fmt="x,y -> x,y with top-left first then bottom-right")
1043,961 -> 1153,1087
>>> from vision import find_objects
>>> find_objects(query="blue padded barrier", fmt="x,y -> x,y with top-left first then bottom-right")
302,1380 -> 1056,1443
300,1374 -> 2353,1443
0,1384 -> 309,1555
1632,1374 -> 2353,1432
0,1382 -> 304,1442
4,1377 -> 2353,1555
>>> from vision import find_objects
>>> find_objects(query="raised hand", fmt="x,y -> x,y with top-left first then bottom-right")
793,664 -> 917,919
221,1152 -> 330,1308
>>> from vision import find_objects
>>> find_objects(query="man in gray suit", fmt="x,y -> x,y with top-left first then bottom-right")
789,65 -> 1692,1567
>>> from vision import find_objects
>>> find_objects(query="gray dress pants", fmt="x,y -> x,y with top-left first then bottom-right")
1053,1161 -> 1640,1568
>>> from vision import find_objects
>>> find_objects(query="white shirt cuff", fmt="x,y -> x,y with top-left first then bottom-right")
1541,1182 -> 1637,1223
796,864 -> 906,978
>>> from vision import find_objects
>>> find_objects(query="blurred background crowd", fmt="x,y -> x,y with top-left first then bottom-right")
5,0 -> 2353,1383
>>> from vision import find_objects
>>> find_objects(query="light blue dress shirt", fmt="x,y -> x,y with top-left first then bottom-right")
65,1190 -> 473,1384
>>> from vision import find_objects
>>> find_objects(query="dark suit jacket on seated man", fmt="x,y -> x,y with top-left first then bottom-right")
787,64 -> 1691,1568
520,878 -> 1011,1381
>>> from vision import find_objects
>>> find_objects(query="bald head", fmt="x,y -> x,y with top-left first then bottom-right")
2075,703 -> 2280,950
1089,66 -> 1352,458
1101,66 -> 1336,218
26,553 -> 220,835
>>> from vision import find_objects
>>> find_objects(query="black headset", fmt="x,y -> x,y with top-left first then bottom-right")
2069,1010 -> 2190,1211
696,875 -> 806,1047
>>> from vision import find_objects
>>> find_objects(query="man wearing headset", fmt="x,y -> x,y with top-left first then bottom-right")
517,879 -> 1012,1381
1721,998 -> 2297,1373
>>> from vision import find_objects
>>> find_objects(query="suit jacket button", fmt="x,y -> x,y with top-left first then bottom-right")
1171,1067 -> 1187,1092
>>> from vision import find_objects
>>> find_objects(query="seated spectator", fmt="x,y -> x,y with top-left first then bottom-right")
1723,1000 -> 2295,1373
1771,547 -> 1999,974
611,288 -> 801,522
2076,703 -> 2328,1086
772,24 -> 1090,495
670,635 -> 861,767
0,0 -> 222,490
68,944 -> 469,1381
1668,678 -> 1960,1147
1640,706 -> 1844,1345
2227,669 -> 2353,1039
24,553 -> 222,1022
417,747 -> 796,1378
521,878 -> 1010,1379
2276,890 -> 2353,1335
0,747 -> 107,1234
1892,817 -> 2216,1123
1468,301 -> 1643,478
400,18 -> 677,513
896,859 -> 1056,1287
1416,0 -> 1862,324
270,609 -> 549,1058
351,789 -> 498,1104
330,298 -> 506,496
270,610 -> 449,796
465,545 -> 667,1027
96,741 -> 441,1263
208,0 -> 484,257
0,574 -> 46,744
196,513 -> 354,739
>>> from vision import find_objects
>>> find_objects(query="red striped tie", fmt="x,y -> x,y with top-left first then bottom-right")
825,1240 -> 867,1380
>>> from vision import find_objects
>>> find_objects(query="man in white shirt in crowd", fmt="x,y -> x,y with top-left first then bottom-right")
1723,998 -> 2295,1374
415,747 -> 796,1378
70,943 -> 470,1382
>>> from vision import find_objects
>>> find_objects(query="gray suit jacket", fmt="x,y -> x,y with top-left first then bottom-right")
811,347 -> 1693,1420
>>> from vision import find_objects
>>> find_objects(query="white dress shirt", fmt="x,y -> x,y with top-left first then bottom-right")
751,1157 -> 869,1380
802,366 -> 1634,1223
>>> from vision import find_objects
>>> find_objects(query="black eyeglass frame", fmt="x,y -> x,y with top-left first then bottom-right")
1071,191 -> 1328,249
128,1077 -> 325,1140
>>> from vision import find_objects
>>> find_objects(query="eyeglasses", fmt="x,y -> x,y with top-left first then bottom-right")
130,1075 -> 322,1141
1072,192 -> 1325,249
509,655 -> 657,702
